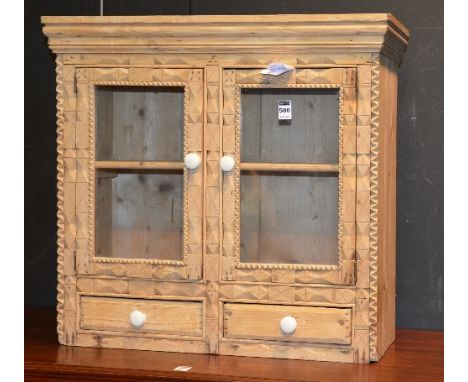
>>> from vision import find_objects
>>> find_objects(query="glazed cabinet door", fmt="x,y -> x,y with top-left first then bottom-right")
74,67 -> 204,280
221,68 -> 357,286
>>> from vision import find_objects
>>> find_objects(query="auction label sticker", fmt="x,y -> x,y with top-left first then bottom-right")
173,366 -> 192,372
278,100 -> 292,120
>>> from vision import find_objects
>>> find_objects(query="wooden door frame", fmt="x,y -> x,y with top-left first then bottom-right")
74,67 -> 204,280
221,67 -> 358,286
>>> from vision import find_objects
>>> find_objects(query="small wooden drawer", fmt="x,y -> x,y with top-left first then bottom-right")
223,303 -> 352,345
80,296 -> 203,337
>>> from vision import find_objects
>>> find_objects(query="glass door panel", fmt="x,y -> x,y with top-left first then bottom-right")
240,171 -> 338,265
241,88 -> 339,163
96,86 -> 184,161
95,169 -> 183,261
239,87 -> 340,267
94,85 -> 186,262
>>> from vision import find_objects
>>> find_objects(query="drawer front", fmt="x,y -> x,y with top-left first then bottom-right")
223,303 -> 352,345
80,296 -> 203,337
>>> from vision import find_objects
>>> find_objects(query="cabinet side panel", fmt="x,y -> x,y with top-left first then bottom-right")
56,56 -> 79,345
375,55 -> 398,359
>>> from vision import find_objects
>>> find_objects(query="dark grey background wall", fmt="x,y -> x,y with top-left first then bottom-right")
25,0 -> 443,330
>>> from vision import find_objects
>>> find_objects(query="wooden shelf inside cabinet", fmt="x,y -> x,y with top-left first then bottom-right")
95,160 -> 185,171
240,163 -> 339,173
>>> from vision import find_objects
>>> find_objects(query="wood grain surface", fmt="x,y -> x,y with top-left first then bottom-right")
80,296 -> 203,336
25,308 -> 443,382
223,303 -> 351,344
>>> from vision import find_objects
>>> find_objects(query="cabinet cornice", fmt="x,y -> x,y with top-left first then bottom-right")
41,14 -> 409,64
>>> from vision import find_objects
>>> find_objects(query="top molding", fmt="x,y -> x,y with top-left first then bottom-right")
42,14 -> 409,64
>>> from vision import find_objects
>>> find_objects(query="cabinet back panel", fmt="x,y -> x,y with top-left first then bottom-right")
241,88 -> 339,164
240,172 -> 339,265
95,170 -> 183,260
96,86 -> 184,161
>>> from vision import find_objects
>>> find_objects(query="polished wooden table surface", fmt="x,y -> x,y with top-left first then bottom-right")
25,308 -> 443,382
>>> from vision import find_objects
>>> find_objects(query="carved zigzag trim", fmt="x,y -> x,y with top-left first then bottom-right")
55,56 -> 65,344
368,54 -> 380,360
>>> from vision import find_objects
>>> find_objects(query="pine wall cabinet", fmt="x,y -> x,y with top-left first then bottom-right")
42,14 -> 409,363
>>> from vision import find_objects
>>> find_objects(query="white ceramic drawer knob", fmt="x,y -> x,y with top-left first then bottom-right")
130,310 -> 146,328
220,155 -> 235,172
280,315 -> 297,334
184,153 -> 201,170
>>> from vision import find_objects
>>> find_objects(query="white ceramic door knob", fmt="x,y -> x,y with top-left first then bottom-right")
130,310 -> 146,328
280,315 -> 297,334
220,155 -> 235,172
184,153 -> 201,170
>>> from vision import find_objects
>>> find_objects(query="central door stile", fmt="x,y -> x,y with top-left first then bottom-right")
203,65 -> 222,354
